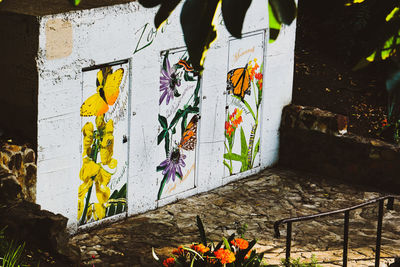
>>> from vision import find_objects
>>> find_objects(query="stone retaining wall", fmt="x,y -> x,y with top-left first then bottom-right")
0,143 -> 36,202
279,104 -> 400,193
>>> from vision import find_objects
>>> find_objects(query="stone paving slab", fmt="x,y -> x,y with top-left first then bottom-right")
70,168 -> 400,266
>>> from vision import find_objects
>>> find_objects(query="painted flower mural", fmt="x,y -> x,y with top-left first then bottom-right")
159,148 -> 186,183
224,56 -> 264,175
78,115 -> 117,224
160,55 -> 182,105
157,50 -> 200,200
78,66 -> 128,225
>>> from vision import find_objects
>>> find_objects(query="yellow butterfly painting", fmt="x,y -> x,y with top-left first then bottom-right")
80,67 -> 124,117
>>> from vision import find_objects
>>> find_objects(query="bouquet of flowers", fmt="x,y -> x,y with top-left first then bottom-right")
153,216 -> 266,267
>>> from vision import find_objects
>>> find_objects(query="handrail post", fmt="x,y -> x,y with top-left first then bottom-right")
343,210 -> 350,267
285,222 -> 292,266
375,199 -> 384,267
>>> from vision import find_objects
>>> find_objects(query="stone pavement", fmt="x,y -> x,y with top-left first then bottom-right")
70,168 -> 400,266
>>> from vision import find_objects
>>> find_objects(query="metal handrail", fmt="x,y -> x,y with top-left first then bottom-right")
273,195 -> 399,267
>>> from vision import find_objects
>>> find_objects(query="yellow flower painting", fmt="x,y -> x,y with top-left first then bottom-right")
78,66 -> 127,226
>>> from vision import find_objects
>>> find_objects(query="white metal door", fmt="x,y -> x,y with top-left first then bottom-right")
78,60 -> 130,226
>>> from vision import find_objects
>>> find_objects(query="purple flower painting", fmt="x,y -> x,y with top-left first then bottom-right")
160,56 -> 181,105
159,149 -> 186,183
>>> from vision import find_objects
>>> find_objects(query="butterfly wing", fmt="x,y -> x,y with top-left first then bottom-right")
178,60 -> 194,72
80,93 -> 109,117
179,115 -> 199,151
226,67 -> 251,100
104,68 -> 124,106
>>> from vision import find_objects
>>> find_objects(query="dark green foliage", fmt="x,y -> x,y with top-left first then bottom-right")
154,0 -> 182,28
138,0 -> 162,8
180,0 -> 219,71
221,0 -> 252,38
196,215 -> 207,246
269,0 -> 297,25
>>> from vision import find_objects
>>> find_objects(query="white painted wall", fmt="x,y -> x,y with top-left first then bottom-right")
35,0 -> 297,233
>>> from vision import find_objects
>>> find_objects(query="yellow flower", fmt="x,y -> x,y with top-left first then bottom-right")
78,157 -> 112,221
92,203 -> 106,220
100,119 -> 115,166
82,122 -> 94,157
96,114 -> 106,130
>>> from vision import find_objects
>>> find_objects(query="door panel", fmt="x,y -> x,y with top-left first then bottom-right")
224,31 -> 265,177
78,60 -> 129,225
156,49 -> 200,200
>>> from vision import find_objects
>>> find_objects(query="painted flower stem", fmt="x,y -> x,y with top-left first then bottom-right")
79,139 -> 100,226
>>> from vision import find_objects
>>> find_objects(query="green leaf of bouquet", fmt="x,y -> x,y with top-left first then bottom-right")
237,239 -> 257,262
196,215 -> 207,245
269,0 -> 297,25
158,115 -> 168,129
155,0 -> 182,29
222,237 -> 232,252
221,0 -> 252,38
224,152 -> 244,162
181,0 -> 219,71
172,126 -> 176,135
157,129 -> 167,145
215,233 -> 235,250
157,173 -> 169,200
139,0 -> 162,7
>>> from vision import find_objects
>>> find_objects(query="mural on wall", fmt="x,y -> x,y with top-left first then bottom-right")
224,32 -> 265,176
78,62 -> 129,226
157,49 -> 201,200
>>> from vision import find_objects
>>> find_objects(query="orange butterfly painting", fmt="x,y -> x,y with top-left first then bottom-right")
226,64 -> 251,101
80,67 -> 124,117
178,115 -> 199,151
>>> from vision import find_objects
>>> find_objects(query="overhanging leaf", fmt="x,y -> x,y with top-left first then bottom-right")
268,3 -> 281,43
154,0 -> 182,29
181,0 -> 220,71
139,0 -> 162,8
221,0 -> 252,38
269,0 -> 297,25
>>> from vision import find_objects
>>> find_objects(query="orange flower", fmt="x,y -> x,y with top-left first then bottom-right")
382,118 -> 388,127
229,108 -> 243,128
255,72 -> 263,81
172,246 -> 184,256
214,248 -> 235,264
231,238 -> 249,250
190,243 -> 210,254
225,121 -> 234,137
244,250 -> 251,259
163,257 -> 175,267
